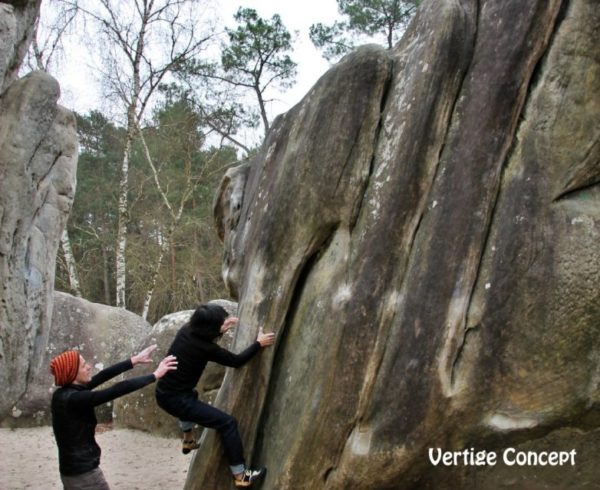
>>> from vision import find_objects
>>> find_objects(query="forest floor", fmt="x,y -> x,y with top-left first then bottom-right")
0,425 -> 190,489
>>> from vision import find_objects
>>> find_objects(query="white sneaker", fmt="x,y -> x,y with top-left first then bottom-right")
234,467 -> 267,487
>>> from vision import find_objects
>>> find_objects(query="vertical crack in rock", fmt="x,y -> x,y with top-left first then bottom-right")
249,223 -> 348,490
439,0 -> 566,398
450,323 -> 480,387
255,222 -> 339,453
349,60 -> 394,234
428,2 -> 479,198
450,0 -> 575,395
434,0 -> 484,400
35,150 -> 63,191
26,135 -> 49,174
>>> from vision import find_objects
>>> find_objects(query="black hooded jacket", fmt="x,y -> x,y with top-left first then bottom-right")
156,323 -> 260,393
51,360 -> 156,476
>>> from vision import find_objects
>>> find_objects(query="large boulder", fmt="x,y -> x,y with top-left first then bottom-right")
113,300 -> 238,437
195,0 -> 600,489
1,292 -> 151,427
0,0 -> 77,421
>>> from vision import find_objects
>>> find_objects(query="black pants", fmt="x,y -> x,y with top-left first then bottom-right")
60,467 -> 110,490
155,389 -> 245,468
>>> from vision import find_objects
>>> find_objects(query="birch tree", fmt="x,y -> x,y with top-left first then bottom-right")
59,230 -> 82,296
69,0 -> 214,308
134,98 -> 230,320
58,103 -> 231,321
61,111 -> 123,303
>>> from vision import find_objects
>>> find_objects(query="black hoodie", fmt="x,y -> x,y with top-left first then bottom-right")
156,323 -> 260,393
51,360 -> 156,476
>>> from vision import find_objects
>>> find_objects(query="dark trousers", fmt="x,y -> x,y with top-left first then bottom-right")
61,467 -> 110,490
156,389 -> 245,467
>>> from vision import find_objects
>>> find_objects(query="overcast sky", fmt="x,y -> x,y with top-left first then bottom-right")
55,0 -> 342,124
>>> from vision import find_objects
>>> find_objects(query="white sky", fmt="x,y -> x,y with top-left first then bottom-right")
56,0 -> 342,125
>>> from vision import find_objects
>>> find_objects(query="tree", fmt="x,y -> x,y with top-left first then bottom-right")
134,97 -> 232,319
67,0 -> 215,308
57,111 -> 124,303
24,0 -> 79,73
161,82 -> 258,156
310,0 -> 420,61
220,8 -> 297,134
125,96 -> 235,320
58,106 -> 232,322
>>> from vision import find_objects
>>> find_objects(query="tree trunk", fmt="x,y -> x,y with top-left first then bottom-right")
255,85 -> 269,133
115,120 -> 135,308
60,228 -> 82,297
141,230 -> 168,321
102,245 -> 111,305
170,235 -> 176,292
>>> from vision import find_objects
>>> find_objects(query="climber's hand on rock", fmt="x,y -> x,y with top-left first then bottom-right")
257,327 -> 276,347
221,316 -> 238,334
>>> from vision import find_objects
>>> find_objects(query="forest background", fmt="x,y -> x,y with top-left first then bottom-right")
28,0 -> 419,323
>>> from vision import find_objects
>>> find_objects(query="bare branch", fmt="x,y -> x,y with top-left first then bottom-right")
135,121 -> 176,219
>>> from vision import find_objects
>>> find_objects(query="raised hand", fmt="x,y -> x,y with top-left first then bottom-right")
153,355 -> 177,379
131,344 -> 158,366
221,316 -> 239,334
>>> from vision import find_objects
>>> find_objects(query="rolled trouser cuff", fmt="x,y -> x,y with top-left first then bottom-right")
179,420 -> 195,432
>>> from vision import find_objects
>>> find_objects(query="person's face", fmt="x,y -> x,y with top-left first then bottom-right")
74,355 -> 92,385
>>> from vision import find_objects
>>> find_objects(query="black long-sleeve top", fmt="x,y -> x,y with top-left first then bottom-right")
51,359 -> 156,476
156,324 -> 261,393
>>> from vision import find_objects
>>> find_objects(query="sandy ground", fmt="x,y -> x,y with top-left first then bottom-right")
0,426 -> 191,490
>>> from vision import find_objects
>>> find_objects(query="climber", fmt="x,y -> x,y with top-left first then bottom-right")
50,345 -> 177,490
155,303 -> 276,488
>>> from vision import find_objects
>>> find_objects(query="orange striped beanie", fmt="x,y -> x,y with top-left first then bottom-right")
50,351 -> 80,386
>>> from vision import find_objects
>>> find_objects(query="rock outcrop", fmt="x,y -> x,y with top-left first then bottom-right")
0,0 -> 40,92
199,0 -> 600,488
113,300 -> 238,437
0,0 -> 78,421
1,292 -> 151,427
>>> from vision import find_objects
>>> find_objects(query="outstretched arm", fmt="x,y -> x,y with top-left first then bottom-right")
86,360 -> 134,390
69,355 -> 177,408
209,326 -> 276,368
87,344 -> 159,389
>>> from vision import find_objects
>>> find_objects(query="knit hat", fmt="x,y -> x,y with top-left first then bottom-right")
50,351 -> 80,386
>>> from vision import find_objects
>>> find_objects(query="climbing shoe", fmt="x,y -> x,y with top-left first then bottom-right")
233,467 -> 266,487
182,439 -> 200,454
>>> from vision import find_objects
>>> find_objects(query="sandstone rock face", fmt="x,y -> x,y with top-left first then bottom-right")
113,300 -> 238,437
0,1 -> 41,92
198,1 -> 600,488
1,292 -> 151,427
0,1 -> 77,421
